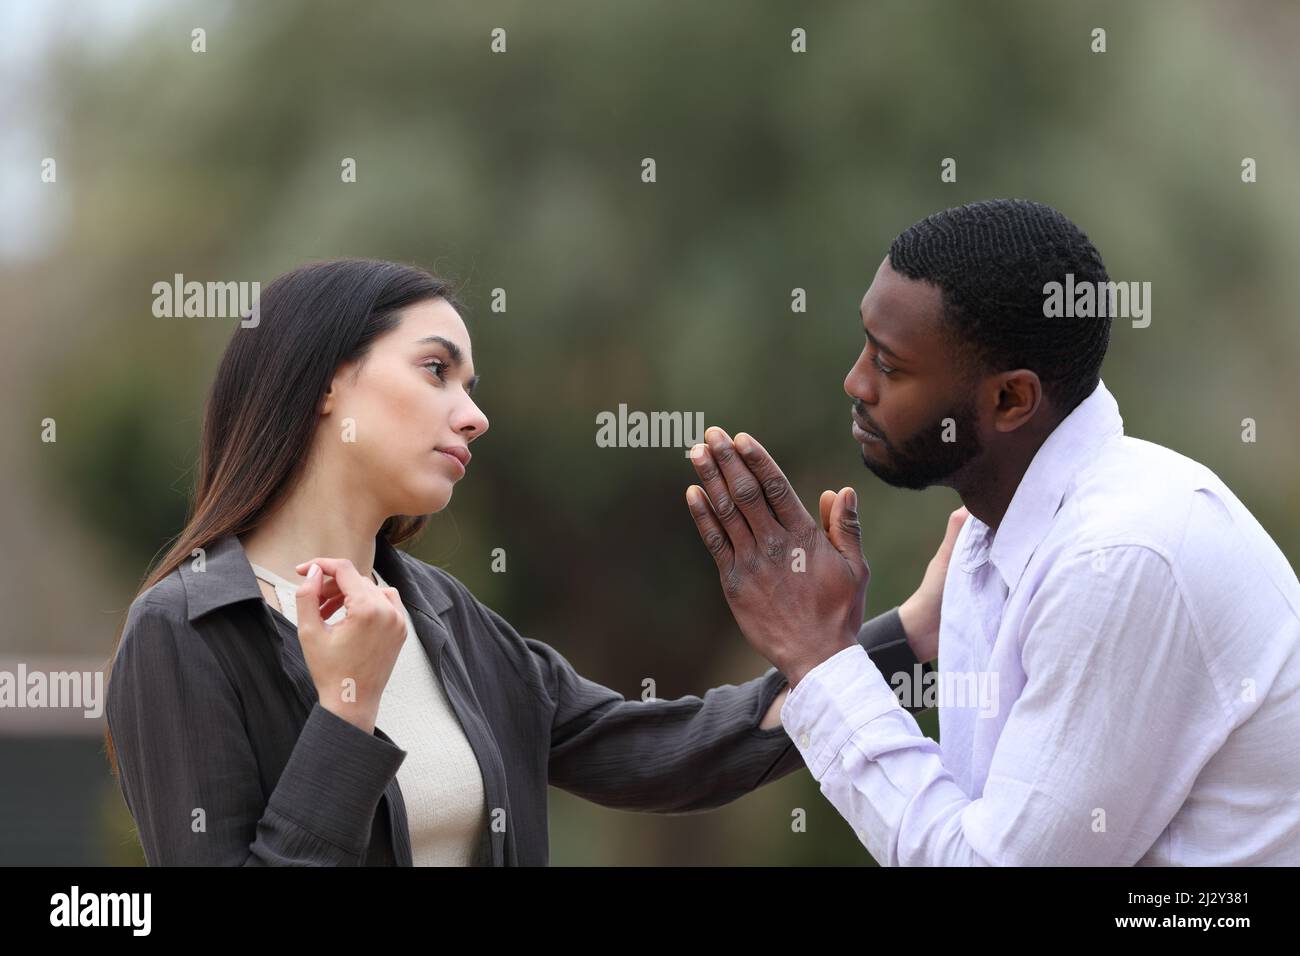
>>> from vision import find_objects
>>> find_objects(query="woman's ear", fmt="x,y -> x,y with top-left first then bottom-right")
320,360 -> 357,416
319,376 -> 345,416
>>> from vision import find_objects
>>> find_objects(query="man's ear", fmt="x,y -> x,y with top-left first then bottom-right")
991,369 -> 1043,434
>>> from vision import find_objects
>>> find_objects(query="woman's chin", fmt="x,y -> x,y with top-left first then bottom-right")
387,481 -> 455,518
389,456 -> 471,512
416,482 -> 456,514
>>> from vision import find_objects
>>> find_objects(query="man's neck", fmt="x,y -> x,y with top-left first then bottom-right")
956,428 -> 1053,534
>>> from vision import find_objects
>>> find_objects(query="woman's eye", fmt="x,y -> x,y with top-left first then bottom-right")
421,360 -> 448,382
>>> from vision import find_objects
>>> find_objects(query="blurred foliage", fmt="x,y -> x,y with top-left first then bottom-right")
9,0 -> 1299,865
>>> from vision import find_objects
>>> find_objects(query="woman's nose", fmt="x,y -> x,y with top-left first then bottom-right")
456,397 -> 489,440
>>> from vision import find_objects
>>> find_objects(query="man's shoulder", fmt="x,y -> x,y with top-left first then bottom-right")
1061,435 -> 1229,553
1056,435 -> 1298,607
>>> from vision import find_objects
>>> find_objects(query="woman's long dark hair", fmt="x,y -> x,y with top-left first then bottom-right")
104,258 -> 459,774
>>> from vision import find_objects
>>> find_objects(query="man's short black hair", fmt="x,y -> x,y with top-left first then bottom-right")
888,198 -> 1111,418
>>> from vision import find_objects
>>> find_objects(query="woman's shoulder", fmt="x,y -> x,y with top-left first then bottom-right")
110,571 -> 195,709
394,550 -> 555,704
392,549 -> 474,607
393,550 -> 532,648
122,567 -> 191,639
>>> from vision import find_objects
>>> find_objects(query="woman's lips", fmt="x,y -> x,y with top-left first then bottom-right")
436,446 -> 469,475
852,420 -> 882,444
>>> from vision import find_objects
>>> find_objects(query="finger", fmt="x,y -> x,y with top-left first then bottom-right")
319,593 -> 345,620
314,576 -> 343,605
381,586 -> 405,619
294,563 -> 325,634
685,485 -> 735,570
293,557 -> 370,597
689,441 -> 755,553
731,432 -> 816,534
703,426 -> 782,540
828,486 -> 865,569
282,564 -> 343,604
819,490 -> 836,534
939,507 -> 970,559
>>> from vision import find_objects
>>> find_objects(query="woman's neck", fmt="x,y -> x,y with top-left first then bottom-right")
239,474 -> 384,586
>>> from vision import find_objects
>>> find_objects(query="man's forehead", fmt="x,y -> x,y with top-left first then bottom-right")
860,258 -> 945,347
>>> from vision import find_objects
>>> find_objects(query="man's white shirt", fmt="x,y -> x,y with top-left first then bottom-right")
781,380 -> 1300,864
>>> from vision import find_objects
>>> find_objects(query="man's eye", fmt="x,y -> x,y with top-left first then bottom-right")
421,359 -> 448,382
872,352 -> 895,375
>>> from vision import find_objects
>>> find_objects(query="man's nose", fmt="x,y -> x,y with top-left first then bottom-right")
845,360 -> 876,405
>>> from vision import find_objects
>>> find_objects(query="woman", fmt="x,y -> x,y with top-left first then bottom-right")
104,258 -> 958,866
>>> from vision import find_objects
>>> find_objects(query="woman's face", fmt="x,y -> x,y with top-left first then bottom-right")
319,297 -> 488,518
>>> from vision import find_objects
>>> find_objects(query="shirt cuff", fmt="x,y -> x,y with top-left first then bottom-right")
779,644 -> 903,779
267,703 -> 407,858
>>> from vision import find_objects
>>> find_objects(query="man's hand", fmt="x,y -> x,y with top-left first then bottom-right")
686,427 -> 868,689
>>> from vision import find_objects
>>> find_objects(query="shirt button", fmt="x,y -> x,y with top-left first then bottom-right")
798,732 -> 810,748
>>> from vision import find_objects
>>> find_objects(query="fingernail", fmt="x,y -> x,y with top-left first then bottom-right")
705,427 -> 726,448
734,433 -> 753,454
691,444 -> 708,461
307,562 -> 321,579
845,488 -> 857,509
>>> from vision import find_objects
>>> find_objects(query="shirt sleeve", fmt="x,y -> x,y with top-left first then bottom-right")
856,606 -> 934,714
106,597 -> 407,865
779,544 -> 1229,865
507,612 -> 800,814
471,600 -> 925,814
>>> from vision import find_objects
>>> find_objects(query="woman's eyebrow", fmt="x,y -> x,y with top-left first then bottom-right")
416,335 -> 479,392
414,335 -> 464,365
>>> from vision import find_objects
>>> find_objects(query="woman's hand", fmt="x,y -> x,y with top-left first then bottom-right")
896,507 -> 969,663
291,557 -> 408,734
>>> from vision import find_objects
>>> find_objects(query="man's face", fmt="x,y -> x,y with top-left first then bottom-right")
844,257 -> 984,490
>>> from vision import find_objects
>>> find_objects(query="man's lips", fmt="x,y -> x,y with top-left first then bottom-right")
436,445 -> 471,471
852,417 -> 882,444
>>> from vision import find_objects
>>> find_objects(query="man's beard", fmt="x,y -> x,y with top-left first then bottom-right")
854,399 -> 982,490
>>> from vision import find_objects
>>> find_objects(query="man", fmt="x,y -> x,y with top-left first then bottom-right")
684,198 -> 1300,865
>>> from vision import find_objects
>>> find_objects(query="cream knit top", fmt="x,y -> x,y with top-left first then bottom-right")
250,561 -> 487,866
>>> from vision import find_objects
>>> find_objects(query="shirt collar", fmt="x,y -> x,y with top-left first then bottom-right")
981,379 -> 1125,592
180,529 -> 453,623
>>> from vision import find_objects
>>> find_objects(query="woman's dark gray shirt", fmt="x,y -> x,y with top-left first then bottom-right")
106,532 -> 927,866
